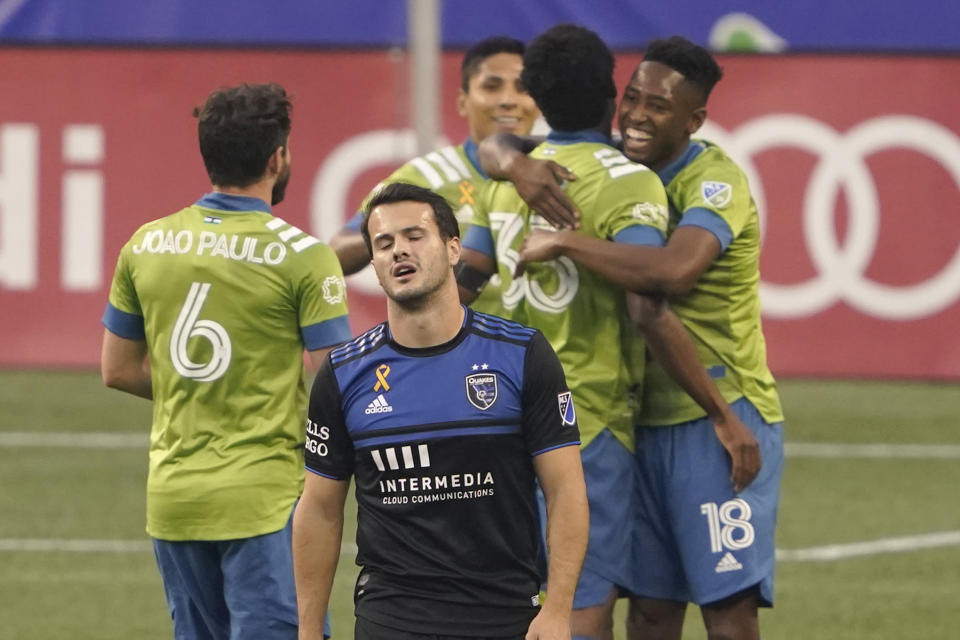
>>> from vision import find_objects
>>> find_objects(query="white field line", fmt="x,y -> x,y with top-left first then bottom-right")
785,442 -> 960,459
3,433 -> 960,459
0,432 -> 146,448
0,538 -> 361,556
2,533 -> 959,563
775,530 -> 960,562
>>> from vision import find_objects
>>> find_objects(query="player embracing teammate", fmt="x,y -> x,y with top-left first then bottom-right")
467,26 -> 784,640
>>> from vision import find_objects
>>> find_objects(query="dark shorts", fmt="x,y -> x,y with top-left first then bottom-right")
355,616 -> 527,640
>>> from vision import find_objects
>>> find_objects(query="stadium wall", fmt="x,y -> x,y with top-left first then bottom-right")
1,48 -> 958,379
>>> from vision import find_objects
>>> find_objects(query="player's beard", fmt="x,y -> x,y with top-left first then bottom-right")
271,166 -> 291,205
383,262 -> 450,311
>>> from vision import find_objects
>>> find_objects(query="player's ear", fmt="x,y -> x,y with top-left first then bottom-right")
267,145 -> 285,176
456,88 -> 469,118
687,106 -> 707,136
447,235 -> 462,266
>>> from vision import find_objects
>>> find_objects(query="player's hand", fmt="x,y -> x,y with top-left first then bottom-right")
713,411 -> 762,492
514,229 -> 569,277
507,155 -> 580,230
525,607 -> 571,640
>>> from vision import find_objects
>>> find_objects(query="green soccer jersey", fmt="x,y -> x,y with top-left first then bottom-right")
639,140 -> 783,426
468,131 -> 670,450
103,193 -> 351,541
357,139 -> 504,315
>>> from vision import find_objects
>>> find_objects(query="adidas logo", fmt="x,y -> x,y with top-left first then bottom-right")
364,394 -> 393,415
715,551 -> 743,573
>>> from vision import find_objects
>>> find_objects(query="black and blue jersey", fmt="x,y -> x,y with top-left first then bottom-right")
305,308 -> 579,636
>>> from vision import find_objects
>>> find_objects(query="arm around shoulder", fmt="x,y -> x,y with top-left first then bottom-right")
477,132 -> 541,179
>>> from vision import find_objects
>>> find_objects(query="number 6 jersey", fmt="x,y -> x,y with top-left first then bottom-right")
102,192 -> 351,540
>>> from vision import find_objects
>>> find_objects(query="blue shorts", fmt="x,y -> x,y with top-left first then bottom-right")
631,398 -> 783,607
153,507 -> 331,639
539,429 -> 637,609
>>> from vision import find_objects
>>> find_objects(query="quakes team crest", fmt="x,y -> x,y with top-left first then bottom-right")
465,373 -> 498,410
557,391 -> 576,426
701,181 -> 733,209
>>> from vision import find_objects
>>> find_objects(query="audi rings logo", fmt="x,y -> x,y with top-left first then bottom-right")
312,115 -> 960,321
699,115 -> 960,321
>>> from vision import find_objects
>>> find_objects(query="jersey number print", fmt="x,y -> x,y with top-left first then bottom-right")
170,282 -> 232,382
488,212 -> 580,313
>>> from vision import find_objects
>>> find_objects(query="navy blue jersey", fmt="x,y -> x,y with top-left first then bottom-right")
305,308 -> 579,636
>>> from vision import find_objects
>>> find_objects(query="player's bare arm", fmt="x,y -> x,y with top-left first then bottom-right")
292,473 -> 349,640
329,228 -> 371,275
100,329 -> 152,399
455,247 -> 497,305
478,133 -> 580,230
528,445 -> 589,640
628,296 -> 761,491
516,225 -> 720,296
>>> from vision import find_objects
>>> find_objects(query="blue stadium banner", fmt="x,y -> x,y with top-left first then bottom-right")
0,0 -> 957,52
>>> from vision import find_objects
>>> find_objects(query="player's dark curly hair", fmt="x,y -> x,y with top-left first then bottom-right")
361,183 -> 460,254
461,36 -> 525,92
521,24 -> 616,132
643,36 -> 723,103
193,83 -> 292,188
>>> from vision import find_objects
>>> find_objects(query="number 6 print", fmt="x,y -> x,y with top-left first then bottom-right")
170,282 -> 232,382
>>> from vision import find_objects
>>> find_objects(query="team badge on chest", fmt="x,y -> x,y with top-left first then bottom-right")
465,373 -> 498,410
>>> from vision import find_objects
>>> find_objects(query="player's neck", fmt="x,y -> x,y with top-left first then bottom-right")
212,180 -> 273,207
651,138 -> 692,173
387,285 -> 465,349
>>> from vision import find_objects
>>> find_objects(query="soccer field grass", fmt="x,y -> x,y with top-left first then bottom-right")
1,371 -> 958,639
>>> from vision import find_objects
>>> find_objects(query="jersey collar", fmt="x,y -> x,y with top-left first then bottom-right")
546,129 -> 612,146
195,192 -> 272,213
462,138 -> 487,179
386,305 -> 472,357
657,140 -> 706,187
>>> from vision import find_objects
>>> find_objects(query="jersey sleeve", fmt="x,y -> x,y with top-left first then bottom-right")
296,244 -> 352,350
358,159 -> 440,213
305,357 -> 354,479
521,331 -> 581,455
462,179 -> 495,257
102,241 -> 146,339
674,155 -> 750,250
593,164 -> 670,243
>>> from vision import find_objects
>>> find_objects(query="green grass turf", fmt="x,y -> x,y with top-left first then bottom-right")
1,371 -> 958,639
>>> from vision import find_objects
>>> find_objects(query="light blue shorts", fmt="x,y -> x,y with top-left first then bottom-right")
631,398 -> 783,606
153,506 -> 332,639
540,429 -> 637,609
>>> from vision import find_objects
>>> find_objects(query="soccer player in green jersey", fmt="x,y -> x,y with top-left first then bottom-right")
329,35 -> 575,316
457,25 -> 755,640
498,37 -> 783,640
101,83 -> 351,640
